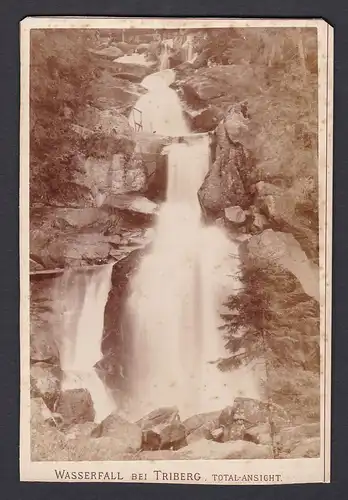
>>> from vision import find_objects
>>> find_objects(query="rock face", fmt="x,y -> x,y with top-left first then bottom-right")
91,412 -> 142,453
88,71 -> 148,111
136,407 -> 187,451
29,202 -> 153,269
112,60 -> 154,82
90,46 -> 124,60
100,248 -> 146,394
243,229 -> 319,301
56,389 -> 95,426
30,363 -> 61,410
103,193 -> 157,216
198,109 -> 253,217
181,65 -> 255,105
186,107 -> 222,132
30,329 -> 60,365
253,180 -> 318,261
46,234 -> 112,268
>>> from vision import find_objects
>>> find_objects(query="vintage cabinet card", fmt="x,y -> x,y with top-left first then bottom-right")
20,17 -> 333,485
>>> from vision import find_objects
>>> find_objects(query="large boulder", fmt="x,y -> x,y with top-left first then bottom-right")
219,397 -> 270,427
90,46 -> 124,60
29,206 -> 128,269
103,194 -> 157,216
181,65 -> 255,106
71,153 -> 149,204
216,397 -> 290,444
243,229 -> 319,301
224,101 -> 251,145
87,74 -> 146,113
76,106 -> 135,152
253,180 -> 319,261
198,115 -> 253,216
190,107 -> 222,132
50,207 -> 108,229
46,233 -> 112,267
91,412 -> 142,453
56,388 -> 95,426
112,61 -> 154,82
136,407 -> 187,451
198,143 -> 249,214
30,363 -> 61,410
183,411 -> 220,436
112,42 -> 137,55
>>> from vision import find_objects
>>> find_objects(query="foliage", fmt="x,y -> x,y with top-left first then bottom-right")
30,29 -> 100,205
219,261 -> 320,372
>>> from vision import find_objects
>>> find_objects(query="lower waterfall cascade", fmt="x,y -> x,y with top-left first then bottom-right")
126,70 -> 261,420
54,264 -> 115,423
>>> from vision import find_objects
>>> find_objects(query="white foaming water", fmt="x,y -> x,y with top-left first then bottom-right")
129,70 -> 190,136
128,137 -> 260,420
160,43 -> 170,70
127,71 -> 260,419
54,265 -> 115,422
182,34 -> 196,63
114,53 -> 153,67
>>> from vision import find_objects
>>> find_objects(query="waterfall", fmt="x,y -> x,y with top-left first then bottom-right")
183,34 -> 196,63
126,71 -> 260,419
128,137 -> 236,418
53,265 -> 115,422
127,70 -> 262,419
160,42 -> 170,70
129,70 -> 190,136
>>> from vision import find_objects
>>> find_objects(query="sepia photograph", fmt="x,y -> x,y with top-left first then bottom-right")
20,17 -> 333,484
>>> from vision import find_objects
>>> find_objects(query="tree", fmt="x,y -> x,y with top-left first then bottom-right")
219,262 -> 320,373
30,29 -> 100,205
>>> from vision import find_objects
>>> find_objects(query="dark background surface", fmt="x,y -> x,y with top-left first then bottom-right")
0,0 -> 346,498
